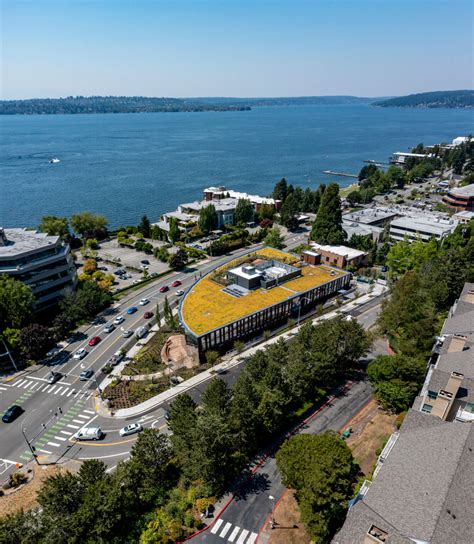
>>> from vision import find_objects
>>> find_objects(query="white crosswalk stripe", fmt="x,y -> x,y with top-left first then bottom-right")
76,414 -> 90,420
55,436 -> 67,441
46,442 -> 61,448
22,380 -> 33,388
84,409 -> 95,414
15,379 -> 26,387
66,424 -> 80,429
213,521 -> 257,544
60,430 -> 73,436
55,387 -> 64,395
211,519 -> 223,534
60,388 -> 69,395
8,379 -> 92,399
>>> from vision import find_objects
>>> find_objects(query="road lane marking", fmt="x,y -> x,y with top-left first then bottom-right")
219,522 -> 232,538
54,436 -> 67,441
236,529 -> 249,544
67,424 -> 80,429
211,519 -> 223,534
60,388 -> 69,396
60,430 -> 73,435
67,389 -> 75,397
76,414 -> 90,420
37,449 -> 52,454
15,379 -> 26,387
46,442 -> 60,447
246,532 -> 258,544
55,387 -> 64,395
78,451 -> 130,460
84,409 -> 95,414
72,419 -> 85,424
36,384 -> 46,392
30,376 -> 49,382
228,527 -> 240,542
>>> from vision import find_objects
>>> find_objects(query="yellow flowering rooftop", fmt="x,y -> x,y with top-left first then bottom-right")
181,248 -> 345,336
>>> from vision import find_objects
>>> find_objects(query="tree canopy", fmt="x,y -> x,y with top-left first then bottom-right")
310,183 -> 345,244
264,225 -> 284,249
0,275 -> 34,330
39,216 -> 70,237
70,211 -> 108,239
198,204 -> 218,233
234,198 -> 255,224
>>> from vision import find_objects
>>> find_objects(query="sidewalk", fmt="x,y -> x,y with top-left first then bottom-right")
100,281 -> 387,419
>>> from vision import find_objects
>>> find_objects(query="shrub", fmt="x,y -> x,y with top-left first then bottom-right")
10,472 -> 27,487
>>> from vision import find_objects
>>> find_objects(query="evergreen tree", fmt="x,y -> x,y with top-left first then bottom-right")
310,183 -> 345,244
168,217 -> 181,244
279,192 -> 300,230
272,178 -> 288,202
198,204 -> 218,233
234,199 -> 255,224
139,215 -> 151,238
312,183 -> 326,213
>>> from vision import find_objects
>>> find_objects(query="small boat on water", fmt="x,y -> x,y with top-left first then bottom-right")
49,158 -> 60,164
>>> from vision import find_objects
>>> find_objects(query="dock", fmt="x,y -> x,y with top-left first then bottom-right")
363,159 -> 390,167
322,170 -> 358,179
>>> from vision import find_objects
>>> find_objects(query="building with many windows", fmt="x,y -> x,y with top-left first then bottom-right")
179,248 -> 350,356
443,183 -> 474,211
0,228 -> 77,311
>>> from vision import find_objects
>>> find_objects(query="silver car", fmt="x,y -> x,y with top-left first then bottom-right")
119,423 -> 143,437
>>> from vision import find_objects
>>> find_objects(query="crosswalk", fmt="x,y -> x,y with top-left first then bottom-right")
4,377 -> 93,400
19,400 -> 96,462
210,519 -> 258,544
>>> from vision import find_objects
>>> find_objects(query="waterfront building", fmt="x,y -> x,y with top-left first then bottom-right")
388,214 -> 457,242
0,228 -> 77,311
179,247 -> 350,356
443,183 -> 474,211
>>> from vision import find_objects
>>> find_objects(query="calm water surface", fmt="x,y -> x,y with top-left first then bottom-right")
1,105 -> 473,228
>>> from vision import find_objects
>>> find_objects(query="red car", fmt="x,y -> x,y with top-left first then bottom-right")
171,280 -> 181,287
159,285 -> 169,293
88,336 -> 101,347
144,311 -> 154,319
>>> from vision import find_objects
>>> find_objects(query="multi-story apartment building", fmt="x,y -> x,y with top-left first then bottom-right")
0,228 -> 77,311
443,183 -> 474,211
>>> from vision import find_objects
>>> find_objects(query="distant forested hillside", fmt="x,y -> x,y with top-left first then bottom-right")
191,96 -> 378,107
374,90 -> 474,109
0,96 -> 251,115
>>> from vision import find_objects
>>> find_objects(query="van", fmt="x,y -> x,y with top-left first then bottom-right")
135,326 -> 148,339
73,427 -> 103,441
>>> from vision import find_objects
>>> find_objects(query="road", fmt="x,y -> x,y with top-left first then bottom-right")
0,232 -> 308,479
191,302 -> 383,544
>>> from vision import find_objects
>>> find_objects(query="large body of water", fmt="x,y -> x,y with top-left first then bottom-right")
1,105 -> 473,228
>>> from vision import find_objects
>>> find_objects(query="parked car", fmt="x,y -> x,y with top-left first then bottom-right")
127,306 -> 138,314
119,423 -> 143,437
88,336 -> 101,346
109,350 -> 124,366
103,323 -> 115,333
48,352 -> 69,366
73,427 -> 103,441
113,315 -> 125,325
80,369 -> 94,381
114,269 -> 126,276
159,285 -> 169,293
139,298 -> 150,306
140,259 -> 150,265
47,371 -> 63,384
46,346 -> 61,358
175,290 -> 184,297
2,405 -> 24,423
171,280 -> 182,287
73,348 -> 87,360
122,329 -> 133,338
98,266 -> 108,271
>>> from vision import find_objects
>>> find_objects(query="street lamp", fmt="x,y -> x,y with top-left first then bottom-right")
21,410 -> 40,466
269,495 -> 276,529
297,296 -> 312,325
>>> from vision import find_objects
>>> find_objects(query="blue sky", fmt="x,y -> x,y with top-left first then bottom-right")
1,0 -> 472,99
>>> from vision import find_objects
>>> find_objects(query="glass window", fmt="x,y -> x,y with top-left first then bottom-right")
427,390 -> 438,400
422,403 -> 433,413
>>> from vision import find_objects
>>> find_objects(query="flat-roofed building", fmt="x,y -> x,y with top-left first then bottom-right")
443,183 -> 474,211
454,210 -> 474,224
389,215 -> 458,242
310,242 -> 368,269
0,228 -> 77,311
342,208 -> 400,227
179,248 -> 350,356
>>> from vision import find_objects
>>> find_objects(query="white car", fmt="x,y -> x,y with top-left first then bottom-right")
113,315 -> 125,325
175,290 -> 184,296
103,323 -> 115,333
122,329 -> 133,338
119,423 -> 143,437
73,348 -> 87,360
139,298 -> 150,306
73,427 -> 103,441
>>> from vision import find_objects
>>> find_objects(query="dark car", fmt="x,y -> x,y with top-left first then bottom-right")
2,405 -> 24,423
140,259 -> 150,265
88,336 -> 101,346
159,285 -> 169,293
48,352 -> 70,366
127,306 -> 138,314
143,311 -> 154,319
171,280 -> 182,287
80,369 -> 94,381
47,371 -> 63,384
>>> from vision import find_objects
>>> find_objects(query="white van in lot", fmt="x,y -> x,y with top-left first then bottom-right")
135,326 -> 148,339
73,427 -> 104,441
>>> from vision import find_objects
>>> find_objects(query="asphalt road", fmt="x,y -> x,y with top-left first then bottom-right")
191,303 -> 383,544
0,232 -> 309,479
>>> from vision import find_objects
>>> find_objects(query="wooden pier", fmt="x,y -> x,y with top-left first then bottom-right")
322,170 -> 358,179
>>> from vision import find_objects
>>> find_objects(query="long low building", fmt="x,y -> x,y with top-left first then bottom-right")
0,228 -> 77,311
178,248 -> 350,355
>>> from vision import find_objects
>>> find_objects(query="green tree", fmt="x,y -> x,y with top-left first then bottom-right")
70,211 -> 108,240
139,215 -> 151,238
264,226 -> 284,249
312,183 -> 326,213
276,433 -> 358,543
169,248 -> 188,269
279,192 -> 300,230
39,215 -> 70,237
235,198 -> 255,224
0,508 -> 43,544
385,165 -> 407,189
201,378 -> 232,417
168,217 -> 181,244
368,354 -> 426,412
258,204 -> 275,222
310,183 -> 345,244
163,296 -> 176,328
19,323 -> 56,361
358,163 -> 378,181
0,275 -> 34,329
169,394 -> 198,469
272,178 -> 288,202
198,204 -> 218,233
